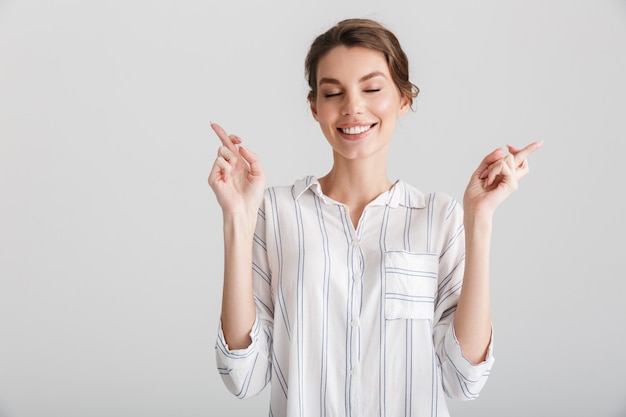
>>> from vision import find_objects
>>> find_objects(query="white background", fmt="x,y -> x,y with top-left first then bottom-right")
1,1 -> 625,416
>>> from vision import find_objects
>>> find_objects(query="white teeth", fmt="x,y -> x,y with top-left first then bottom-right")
341,125 -> 372,135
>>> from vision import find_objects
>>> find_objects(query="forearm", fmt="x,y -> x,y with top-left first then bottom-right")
220,212 -> 258,349
453,211 -> 493,364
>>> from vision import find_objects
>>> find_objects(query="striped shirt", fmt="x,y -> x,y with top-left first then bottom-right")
216,176 -> 494,417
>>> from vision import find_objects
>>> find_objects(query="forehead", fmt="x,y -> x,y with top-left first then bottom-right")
316,46 -> 390,83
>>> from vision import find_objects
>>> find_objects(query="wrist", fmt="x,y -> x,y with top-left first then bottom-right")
223,211 -> 258,236
464,209 -> 494,232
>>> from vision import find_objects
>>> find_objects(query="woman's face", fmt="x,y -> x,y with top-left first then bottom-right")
310,45 -> 410,162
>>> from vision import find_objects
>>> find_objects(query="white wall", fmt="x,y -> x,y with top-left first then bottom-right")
1,1 -> 625,416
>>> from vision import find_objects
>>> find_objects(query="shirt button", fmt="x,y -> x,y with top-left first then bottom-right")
351,239 -> 359,247
350,368 -> 357,376
350,320 -> 358,327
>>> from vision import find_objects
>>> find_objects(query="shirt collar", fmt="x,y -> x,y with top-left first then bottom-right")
292,175 -> 426,209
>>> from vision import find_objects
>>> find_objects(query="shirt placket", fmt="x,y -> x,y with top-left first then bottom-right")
348,220 -> 364,416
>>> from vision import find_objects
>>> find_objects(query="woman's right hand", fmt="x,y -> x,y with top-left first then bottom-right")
209,123 -> 262,349
208,123 -> 266,218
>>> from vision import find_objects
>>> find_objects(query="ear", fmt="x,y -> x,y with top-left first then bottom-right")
309,98 -> 319,121
399,95 -> 410,115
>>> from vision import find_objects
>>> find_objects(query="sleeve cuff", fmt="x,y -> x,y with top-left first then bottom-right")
215,316 -> 262,368
444,323 -> 495,382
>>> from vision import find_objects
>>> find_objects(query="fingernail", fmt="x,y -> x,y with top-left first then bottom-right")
537,140 -> 544,147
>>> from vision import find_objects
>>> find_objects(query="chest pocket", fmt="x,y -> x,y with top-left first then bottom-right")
384,251 -> 438,321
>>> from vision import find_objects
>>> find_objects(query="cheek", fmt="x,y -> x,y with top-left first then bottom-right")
370,94 -> 400,115
375,102 -> 394,115
315,104 -> 336,123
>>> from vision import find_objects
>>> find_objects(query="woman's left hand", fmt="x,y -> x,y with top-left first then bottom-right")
463,141 -> 543,218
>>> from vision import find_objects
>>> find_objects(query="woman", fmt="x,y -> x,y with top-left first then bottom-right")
209,18 -> 541,417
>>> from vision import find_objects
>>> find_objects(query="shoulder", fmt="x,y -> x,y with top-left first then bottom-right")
262,175 -> 318,204
398,181 -> 460,212
398,181 -> 464,230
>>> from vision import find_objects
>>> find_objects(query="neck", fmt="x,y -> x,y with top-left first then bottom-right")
318,152 -> 392,207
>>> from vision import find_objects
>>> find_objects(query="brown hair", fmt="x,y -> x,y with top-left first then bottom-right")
305,18 -> 419,107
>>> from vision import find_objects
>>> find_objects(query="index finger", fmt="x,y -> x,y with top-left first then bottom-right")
511,140 -> 543,165
210,122 -> 238,153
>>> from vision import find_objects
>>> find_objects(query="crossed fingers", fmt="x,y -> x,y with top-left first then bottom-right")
210,123 -> 244,183
209,122 -> 264,186
211,122 -> 241,151
509,141 -> 542,176
480,141 -> 543,187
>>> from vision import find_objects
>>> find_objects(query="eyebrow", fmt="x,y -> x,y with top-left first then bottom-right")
318,71 -> 387,86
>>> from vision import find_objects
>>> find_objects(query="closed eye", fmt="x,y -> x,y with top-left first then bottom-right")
365,89 -> 380,93
324,92 -> 342,98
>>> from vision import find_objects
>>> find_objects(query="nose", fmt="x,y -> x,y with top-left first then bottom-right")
341,91 -> 364,116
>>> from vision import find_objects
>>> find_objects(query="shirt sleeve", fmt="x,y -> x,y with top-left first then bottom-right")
214,196 -> 274,399
440,322 -> 494,400
431,195 -> 495,400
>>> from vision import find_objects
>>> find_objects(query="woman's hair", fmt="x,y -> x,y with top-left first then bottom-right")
305,18 -> 419,107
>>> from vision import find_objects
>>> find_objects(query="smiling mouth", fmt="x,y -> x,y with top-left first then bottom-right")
338,124 -> 377,135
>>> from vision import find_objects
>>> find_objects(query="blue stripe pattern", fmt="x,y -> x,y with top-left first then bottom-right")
215,176 -> 495,417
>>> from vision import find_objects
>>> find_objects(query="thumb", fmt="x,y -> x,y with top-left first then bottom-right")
239,145 -> 264,178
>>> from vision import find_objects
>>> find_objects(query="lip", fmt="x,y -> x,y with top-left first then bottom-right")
336,122 -> 376,129
336,123 -> 378,141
